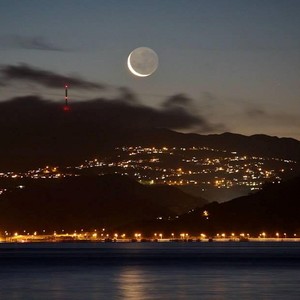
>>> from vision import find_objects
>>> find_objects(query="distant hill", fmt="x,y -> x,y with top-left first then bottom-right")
0,174 -> 207,232
126,129 -> 300,162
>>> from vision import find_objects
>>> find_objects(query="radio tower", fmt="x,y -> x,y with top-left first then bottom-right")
63,85 -> 70,111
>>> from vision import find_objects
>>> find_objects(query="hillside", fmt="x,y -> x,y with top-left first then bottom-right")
143,175 -> 300,235
1,173 -> 299,235
0,174 -> 207,232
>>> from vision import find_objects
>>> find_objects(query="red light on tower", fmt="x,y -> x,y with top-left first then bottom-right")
63,84 -> 71,111
63,105 -> 71,111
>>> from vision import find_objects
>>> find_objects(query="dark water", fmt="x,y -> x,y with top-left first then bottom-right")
0,242 -> 300,299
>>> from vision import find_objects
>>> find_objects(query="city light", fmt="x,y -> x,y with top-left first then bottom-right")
0,230 -> 299,243
0,146 -> 295,195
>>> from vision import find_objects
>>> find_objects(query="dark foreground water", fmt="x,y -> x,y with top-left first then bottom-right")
0,242 -> 300,299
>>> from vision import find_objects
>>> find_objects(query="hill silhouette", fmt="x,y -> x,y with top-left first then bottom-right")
141,175 -> 300,236
1,173 -> 299,236
0,174 -> 206,232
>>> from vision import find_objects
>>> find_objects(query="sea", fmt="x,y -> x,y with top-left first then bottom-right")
0,241 -> 300,300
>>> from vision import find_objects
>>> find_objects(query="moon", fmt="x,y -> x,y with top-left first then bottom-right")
127,47 -> 158,77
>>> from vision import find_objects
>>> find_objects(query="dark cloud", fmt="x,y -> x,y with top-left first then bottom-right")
0,94 -> 216,131
162,93 -> 225,133
68,96 -> 214,131
0,35 -> 64,51
1,64 -> 105,89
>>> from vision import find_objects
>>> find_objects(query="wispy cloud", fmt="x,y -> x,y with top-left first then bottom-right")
245,108 -> 266,117
0,34 -> 65,51
1,64 -> 105,89
245,107 -> 300,127
162,94 -> 193,108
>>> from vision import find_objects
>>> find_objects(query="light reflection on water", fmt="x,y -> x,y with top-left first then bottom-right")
1,264 -> 300,299
115,265 -> 300,300
0,242 -> 300,299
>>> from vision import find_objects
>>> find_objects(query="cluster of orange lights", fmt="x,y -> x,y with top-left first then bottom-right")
2,230 -> 298,242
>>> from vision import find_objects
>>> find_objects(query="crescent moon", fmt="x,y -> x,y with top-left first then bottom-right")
127,52 -> 151,77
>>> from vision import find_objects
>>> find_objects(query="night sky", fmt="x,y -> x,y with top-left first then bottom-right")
1,0 -> 300,140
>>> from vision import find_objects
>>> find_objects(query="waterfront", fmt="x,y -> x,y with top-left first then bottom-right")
1,231 -> 300,244
0,242 -> 300,299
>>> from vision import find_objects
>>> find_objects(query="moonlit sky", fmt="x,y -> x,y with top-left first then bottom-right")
1,0 -> 300,140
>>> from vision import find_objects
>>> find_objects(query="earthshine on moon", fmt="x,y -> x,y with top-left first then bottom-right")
127,47 -> 158,77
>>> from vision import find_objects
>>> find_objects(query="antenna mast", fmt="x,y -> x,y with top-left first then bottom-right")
64,85 -> 70,111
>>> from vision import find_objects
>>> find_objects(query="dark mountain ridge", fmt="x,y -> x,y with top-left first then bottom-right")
128,129 -> 300,161
2,127 -> 300,171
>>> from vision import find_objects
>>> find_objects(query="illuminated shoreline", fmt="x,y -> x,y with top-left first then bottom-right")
1,235 -> 300,243
1,229 -> 299,243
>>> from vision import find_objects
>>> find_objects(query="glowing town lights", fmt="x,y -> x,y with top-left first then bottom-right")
134,233 -> 141,239
3,229 -> 300,243
1,147 -> 294,189
203,210 -> 209,217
